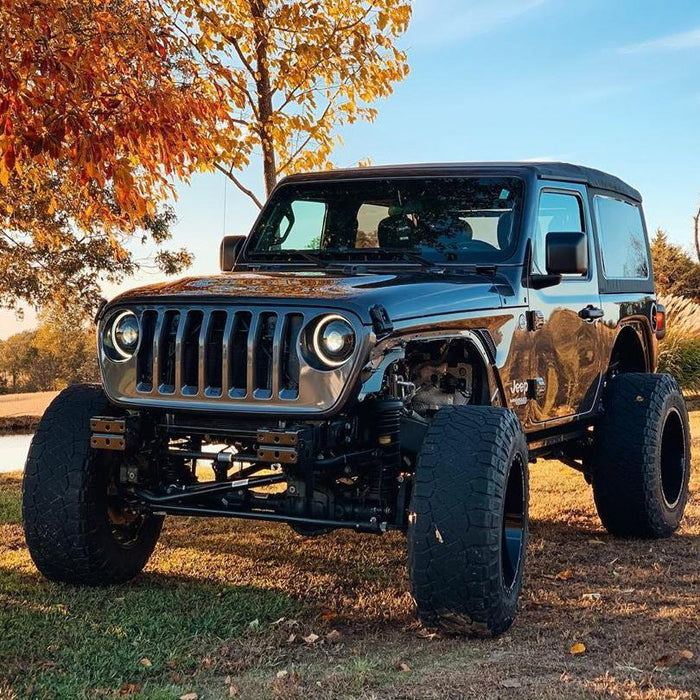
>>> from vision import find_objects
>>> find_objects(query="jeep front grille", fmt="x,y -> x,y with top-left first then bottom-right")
99,304 -> 365,415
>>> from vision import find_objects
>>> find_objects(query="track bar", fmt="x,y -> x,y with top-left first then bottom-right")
142,503 -> 385,533
134,474 -> 285,504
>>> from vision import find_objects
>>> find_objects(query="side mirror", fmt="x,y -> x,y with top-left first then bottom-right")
219,235 -> 247,272
546,231 -> 588,275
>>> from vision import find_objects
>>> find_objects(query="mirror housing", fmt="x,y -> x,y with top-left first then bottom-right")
219,235 -> 247,272
546,231 -> 588,275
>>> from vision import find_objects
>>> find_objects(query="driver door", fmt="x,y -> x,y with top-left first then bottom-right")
527,184 -> 606,425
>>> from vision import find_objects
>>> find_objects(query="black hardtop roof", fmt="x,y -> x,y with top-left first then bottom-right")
279,161 -> 642,202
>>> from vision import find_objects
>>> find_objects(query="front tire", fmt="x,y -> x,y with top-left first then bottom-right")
592,373 -> 690,538
408,406 -> 528,637
22,384 -> 163,585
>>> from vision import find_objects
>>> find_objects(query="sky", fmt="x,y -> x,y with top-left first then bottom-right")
2,0 -> 700,338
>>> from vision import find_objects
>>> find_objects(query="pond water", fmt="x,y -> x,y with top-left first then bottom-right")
0,433 -> 33,473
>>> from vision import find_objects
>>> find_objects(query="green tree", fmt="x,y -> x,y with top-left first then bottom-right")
0,305 -> 98,392
0,330 -> 36,390
650,229 -> 700,303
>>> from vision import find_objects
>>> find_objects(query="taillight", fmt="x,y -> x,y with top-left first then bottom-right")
654,303 -> 666,340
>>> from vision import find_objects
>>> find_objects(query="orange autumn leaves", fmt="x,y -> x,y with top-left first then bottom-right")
0,0 -> 228,233
168,0 -> 412,198
0,0 -> 410,309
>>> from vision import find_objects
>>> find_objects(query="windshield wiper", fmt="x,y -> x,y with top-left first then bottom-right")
245,250 -> 332,269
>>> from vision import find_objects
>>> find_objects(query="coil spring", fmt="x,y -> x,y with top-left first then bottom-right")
371,399 -> 402,503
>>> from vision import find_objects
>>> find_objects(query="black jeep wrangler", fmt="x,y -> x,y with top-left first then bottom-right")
23,162 -> 691,636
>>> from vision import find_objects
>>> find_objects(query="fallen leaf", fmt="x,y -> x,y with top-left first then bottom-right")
303,632 -> 320,644
582,592 -> 601,601
587,538 -> 605,545
654,650 -> 694,667
555,569 -> 573,581
228,685 -> 239,697
201,658 -> 212,669
46,644 -> 59,652
570,642 -> 586,655
435,527 -> 444,544
416,628 -> 438,640
500,679 -> 522,688
248,619 -> 259,630
320,610 -> 338,621
118,684 -> 141,696
287,633 -> 297,644
398,662 -> 411,672
139,658 -> 152,668
276,670 -> 288,679
325,629 -> 342,644
271,617 -> 286,626
166,659 -> 179,669
179,694 -> 198,700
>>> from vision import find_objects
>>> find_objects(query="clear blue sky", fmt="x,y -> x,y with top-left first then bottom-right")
2,0 -> 700,337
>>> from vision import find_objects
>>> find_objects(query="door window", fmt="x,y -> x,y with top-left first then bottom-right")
534,192 -> 585,275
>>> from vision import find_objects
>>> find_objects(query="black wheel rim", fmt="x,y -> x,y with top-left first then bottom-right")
95,451 -> 148,549
502,454 -> 526,590
660,407 -> 686,509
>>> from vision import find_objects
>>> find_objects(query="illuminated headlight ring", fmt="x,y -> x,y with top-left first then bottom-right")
109,310 -> 140,360
311,314 -> 356,368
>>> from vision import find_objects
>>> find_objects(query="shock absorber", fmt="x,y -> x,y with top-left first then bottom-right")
370,399 -> 403,504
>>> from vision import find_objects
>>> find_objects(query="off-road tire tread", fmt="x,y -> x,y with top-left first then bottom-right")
593,373 -> 690,538
22,384 -> 162,585
408,405 -> 528,637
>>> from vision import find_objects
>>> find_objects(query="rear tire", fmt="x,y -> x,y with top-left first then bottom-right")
408,406 -> 528,637
592,373 -> 690,538
22,384 -> 163,585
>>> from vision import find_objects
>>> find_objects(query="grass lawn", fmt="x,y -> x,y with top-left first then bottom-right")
0,415 -> 698,698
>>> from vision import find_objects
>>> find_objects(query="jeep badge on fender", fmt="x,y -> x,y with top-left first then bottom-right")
23,162 -> 690,637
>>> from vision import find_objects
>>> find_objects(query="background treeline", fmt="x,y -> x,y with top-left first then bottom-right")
0,306 -> 98,393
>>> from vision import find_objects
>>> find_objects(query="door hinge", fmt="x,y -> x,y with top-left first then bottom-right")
527,310 -> 545,331
528,377 -> 546,400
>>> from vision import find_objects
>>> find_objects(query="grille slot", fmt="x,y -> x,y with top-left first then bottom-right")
204,310 -> 227,397
140,307 -> 312,404
254,312 -> 277,399
280,313 -> 303,399
136,310 -> 157,391
180,310 -> 203,395
158,310 -> 180,393
229,311 -> 251,398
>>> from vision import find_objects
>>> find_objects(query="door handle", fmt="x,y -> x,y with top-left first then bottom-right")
579,305 -> 604,321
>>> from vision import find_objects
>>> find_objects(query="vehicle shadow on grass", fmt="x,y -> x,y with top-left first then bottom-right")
0,563 -> 296,696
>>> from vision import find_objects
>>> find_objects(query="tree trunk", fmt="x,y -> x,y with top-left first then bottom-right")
250,0 -> 277,197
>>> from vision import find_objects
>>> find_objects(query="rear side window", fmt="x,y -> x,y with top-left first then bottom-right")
594,196 -> 649,279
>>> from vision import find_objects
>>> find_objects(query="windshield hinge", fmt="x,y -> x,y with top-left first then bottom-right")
369,304 -> 394,337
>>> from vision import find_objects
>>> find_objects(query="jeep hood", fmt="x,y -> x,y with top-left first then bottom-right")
111,270 -> 508,323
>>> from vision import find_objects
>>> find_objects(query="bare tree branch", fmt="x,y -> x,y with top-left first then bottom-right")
214,163 -> 263,209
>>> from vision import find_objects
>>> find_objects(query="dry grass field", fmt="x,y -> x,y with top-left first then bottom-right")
0,413 -> 698,699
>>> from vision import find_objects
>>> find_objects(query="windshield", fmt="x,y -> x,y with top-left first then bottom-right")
245,176 -> 523,264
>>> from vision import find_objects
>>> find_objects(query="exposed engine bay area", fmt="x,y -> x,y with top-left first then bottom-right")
388,339 -> 479,417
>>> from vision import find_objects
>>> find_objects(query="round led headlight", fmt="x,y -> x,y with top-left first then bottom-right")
312,315 -> 356,368
110,311 -> 140,359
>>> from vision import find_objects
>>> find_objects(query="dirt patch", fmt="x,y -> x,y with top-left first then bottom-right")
0,392 -> 57,434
